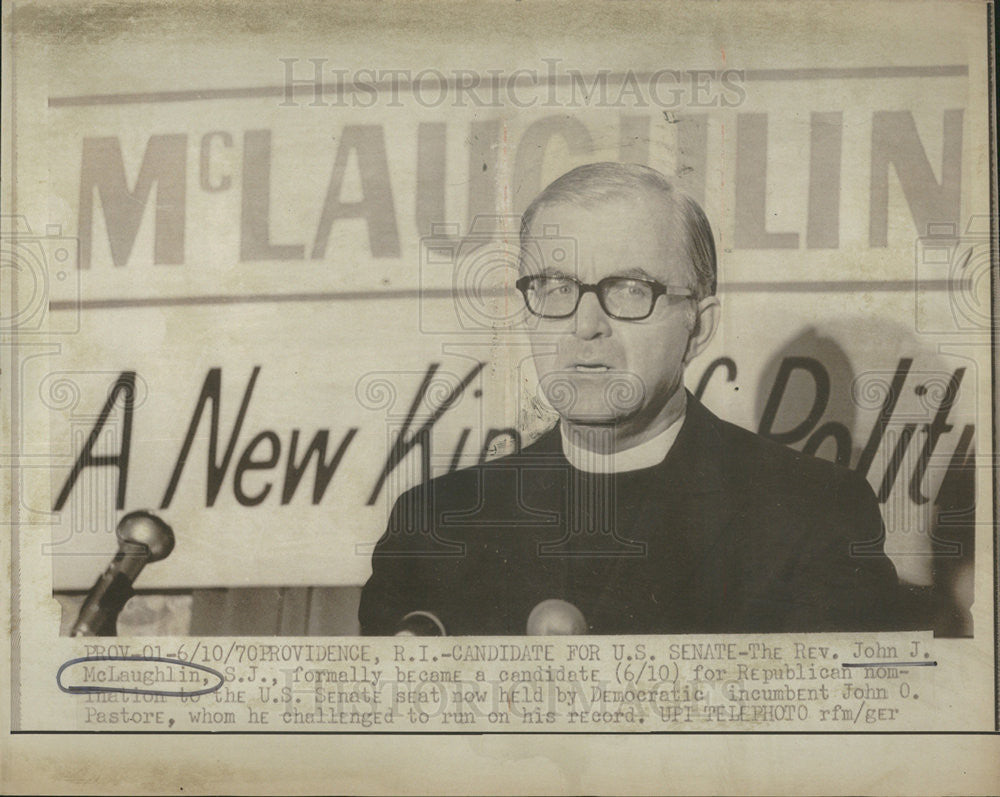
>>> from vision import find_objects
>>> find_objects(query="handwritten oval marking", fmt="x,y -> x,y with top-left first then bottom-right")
56,656 -> 224,697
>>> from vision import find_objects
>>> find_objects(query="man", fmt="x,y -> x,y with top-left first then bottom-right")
359,162 -> 906,635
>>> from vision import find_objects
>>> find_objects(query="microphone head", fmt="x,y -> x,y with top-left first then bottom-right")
117,511 -> 175,561
395,611 -> 446,636
526,599 -> 587,635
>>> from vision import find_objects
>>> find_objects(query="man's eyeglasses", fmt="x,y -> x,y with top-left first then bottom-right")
515,275 -> 694,321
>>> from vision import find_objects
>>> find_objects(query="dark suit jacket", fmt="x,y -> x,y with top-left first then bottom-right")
359,393 -> 909,635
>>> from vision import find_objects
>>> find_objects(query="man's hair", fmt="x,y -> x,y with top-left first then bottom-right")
519,162 -> 717,300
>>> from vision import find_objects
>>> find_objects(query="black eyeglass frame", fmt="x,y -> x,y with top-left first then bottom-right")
515,274 -> 695,321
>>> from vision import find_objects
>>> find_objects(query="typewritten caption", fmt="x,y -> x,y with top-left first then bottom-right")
65,633 -> 937,731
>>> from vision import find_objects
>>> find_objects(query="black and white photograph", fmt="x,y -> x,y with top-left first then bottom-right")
3,0 -> 997,793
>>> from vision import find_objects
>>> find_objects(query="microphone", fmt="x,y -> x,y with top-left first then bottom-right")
71,511 -> 175,637
526,599 -> 588,635
394,610 -> 446,636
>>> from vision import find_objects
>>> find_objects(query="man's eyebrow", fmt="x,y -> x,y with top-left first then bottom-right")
615,267 -> 658,280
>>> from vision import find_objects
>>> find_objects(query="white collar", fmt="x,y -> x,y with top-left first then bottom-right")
559,410 -> 686,474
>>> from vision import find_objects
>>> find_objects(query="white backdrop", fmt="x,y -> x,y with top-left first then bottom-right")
10,5 -> 990,593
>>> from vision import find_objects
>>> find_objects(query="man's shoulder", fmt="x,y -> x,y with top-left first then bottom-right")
693,399 -> 871,503
391,425 -> 562,508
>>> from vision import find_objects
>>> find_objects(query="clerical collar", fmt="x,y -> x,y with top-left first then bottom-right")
560,409 -> 686,474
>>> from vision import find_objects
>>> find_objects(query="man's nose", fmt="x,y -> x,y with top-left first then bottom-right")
572,291 -> 612,339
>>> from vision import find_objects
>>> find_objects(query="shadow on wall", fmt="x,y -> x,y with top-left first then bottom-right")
755,322 -> 975,637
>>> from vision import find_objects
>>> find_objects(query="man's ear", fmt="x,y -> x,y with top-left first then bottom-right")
684,296 -> 721,363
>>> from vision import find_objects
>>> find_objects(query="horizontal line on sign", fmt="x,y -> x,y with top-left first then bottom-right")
10,730 -> 997,736
741,65 -> 967,81
47,279 -> 962,311
47,65 -> 969,107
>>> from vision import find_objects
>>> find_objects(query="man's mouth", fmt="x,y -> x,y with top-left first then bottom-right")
572,364 -> 612,373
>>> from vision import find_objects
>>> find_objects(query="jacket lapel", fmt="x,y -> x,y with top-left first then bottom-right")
657,393 -> 736,559
591,393 -> 740,630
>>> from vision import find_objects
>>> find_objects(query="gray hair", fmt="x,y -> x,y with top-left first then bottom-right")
519,162 -> 717,301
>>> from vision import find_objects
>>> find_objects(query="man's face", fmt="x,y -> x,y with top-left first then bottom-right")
522,194 -> 699,447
